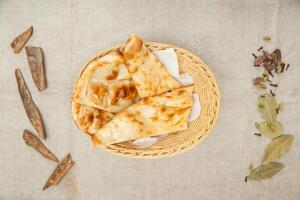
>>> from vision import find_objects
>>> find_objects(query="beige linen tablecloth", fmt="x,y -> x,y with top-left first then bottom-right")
0,0 -> 300,199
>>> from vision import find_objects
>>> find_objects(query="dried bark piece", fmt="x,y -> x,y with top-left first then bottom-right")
23,130 -> 58,162
15,69 -> 46,139
25,46 -> 47,91
10,26 -> 33,53
43,153 -> 75,191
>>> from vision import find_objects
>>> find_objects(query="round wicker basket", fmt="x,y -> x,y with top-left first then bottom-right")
73,42 -> 221,159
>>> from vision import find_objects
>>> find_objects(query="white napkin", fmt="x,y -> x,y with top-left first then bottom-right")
153,49 -> 180,78
131,48 -> 201,148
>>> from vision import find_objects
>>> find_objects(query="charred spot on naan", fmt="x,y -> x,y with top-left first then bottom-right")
177,89 -> 186,95
110,82 -> 138,105
105,70 -> 118,80
160,107 -> 167,112
89,83 -> 108,102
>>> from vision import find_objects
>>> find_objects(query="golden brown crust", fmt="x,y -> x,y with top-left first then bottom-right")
72,50 -> 139,113
123,34 -> 181,98
71,102 -> 114,136
123,34 -> 143,58
93,86 -> 193,145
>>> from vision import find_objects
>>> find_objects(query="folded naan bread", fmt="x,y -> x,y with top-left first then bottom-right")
72,102 -> 114,136
92,86 -> 193,145
73,50 -> 140,113
122,34 -> 181,98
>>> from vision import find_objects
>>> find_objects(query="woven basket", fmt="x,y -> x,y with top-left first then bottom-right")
73,42 -> 221,159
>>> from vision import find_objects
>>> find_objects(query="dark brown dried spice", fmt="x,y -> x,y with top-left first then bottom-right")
268,71 -> 274,77
271,49 -> 282,61
254,56 -> 265,66
23,130 -> 58,162
280,63 -> 285,73
286,64 -> 290,71
253,77 -> 265,85
43,153 -> 75,191
263,51 -> 273,61
263,63 -> 275,72
25,47 -> 47,91
270,90 -> 275,97
252,53 -> 257,59
257,46 -> 263,51
254,133 -> 262,136
10,26 -> 33,53
15,69 -> 46,139
270,83 -> 278,87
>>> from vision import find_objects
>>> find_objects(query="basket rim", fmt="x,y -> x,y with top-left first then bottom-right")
71,41 -> 221,159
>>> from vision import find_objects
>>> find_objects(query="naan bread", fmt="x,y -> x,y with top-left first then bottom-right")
72,101 -> 114,136
122,34 -> 181,98
92,86 -> 193,145
73,50 -> 140,113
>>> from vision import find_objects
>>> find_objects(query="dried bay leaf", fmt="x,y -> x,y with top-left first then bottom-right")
255,83 -> 267,89
25,46 -> 47,91
248,162 -> 284,181
255,121 -> 283,139
43,153 -> 74,190
23,130 -> 58,162
10,26 -> 33,53
15,69 -> 46,139
257,94 -> 278,123
248,163 -> 254,172
262,135 -> 294,163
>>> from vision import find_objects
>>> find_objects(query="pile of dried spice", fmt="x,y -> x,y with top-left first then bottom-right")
11,26 -> 74,190
245,37 -> 294,182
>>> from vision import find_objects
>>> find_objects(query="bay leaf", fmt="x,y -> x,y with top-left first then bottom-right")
257,94 -> 278,123
255,121 -> 283,139
255,83 -> 267,89
262,135 -> 294,163
248,163 -> 254,172
248,162 -> 284,181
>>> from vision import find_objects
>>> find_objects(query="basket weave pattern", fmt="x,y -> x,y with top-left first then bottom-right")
76,42 -> 221,158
